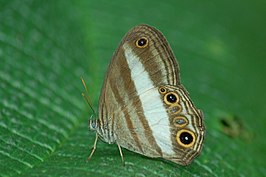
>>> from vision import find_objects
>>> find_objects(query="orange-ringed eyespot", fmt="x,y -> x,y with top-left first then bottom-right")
173,116 -> 188,127
136,37 -> 148,48
176,129 -> 196,148
164,92 -> 179,105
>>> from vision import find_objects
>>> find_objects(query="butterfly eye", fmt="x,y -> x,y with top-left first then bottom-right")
176,129 -> 196,148
173,116 -> 188,127
136,37 -> 148,48
164,92 -> 179,105
89,120 -> 98,130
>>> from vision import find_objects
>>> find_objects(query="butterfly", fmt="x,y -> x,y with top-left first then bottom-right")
82,24 -> 205,166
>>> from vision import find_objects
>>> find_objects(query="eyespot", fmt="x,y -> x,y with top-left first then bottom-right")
173,116 -> 188,127
136,37 -> 148,48
167,94 -> 177,103
176,129 -> 196,148
164,92 -> 179,105
168,105 -> 182,114
158,86 -> 167,94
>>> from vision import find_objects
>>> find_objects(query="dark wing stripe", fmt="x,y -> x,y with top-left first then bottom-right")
141,25 -> 180,85
145,27 -> 178,85
108,76 -> 144,152
178,88 -> 205,157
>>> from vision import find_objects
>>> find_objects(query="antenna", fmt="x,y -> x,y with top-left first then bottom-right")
81,77 -> 96,116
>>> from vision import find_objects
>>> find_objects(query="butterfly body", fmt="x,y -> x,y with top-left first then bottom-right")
89,24 -> 205,166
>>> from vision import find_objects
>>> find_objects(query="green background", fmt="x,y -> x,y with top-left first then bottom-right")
0,0 -> 265,176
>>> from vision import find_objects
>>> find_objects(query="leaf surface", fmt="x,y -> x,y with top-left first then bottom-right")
0,0 -> 265,176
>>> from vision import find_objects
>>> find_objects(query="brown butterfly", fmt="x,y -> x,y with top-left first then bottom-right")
83,24 -> 205,166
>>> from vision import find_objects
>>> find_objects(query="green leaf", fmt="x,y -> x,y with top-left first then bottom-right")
1,0 -> 265,176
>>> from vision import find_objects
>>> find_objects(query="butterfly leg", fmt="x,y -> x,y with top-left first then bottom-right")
88,133 -> 99,160
117,143 -> 125,166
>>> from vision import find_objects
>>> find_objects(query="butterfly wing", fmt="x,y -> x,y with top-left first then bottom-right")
98,24 -> 204,165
